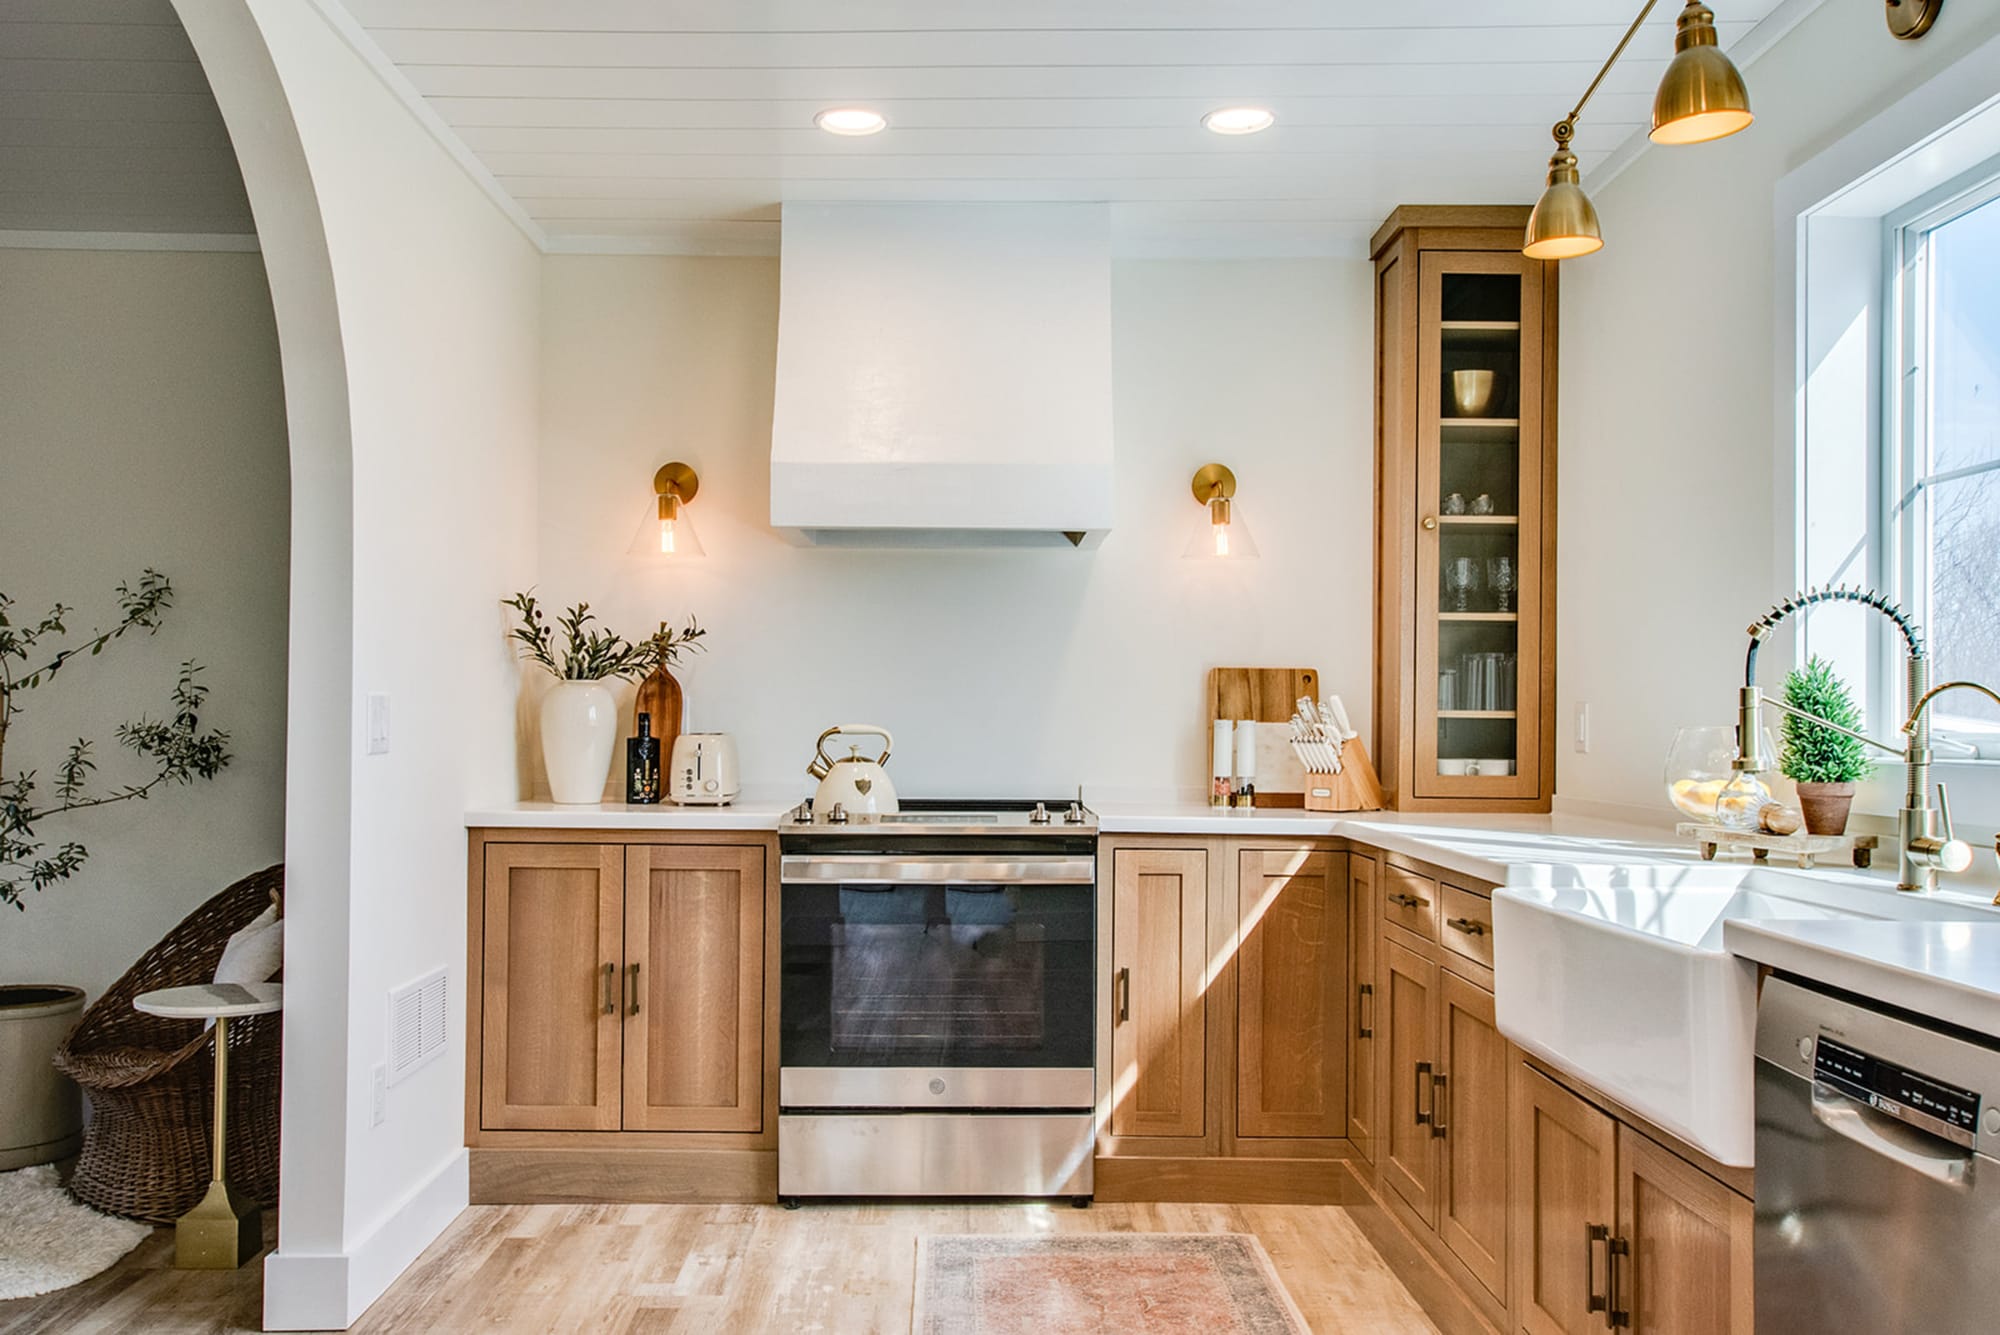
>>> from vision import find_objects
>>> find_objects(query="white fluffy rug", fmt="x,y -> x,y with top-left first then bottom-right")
0,1164 -> 151,1300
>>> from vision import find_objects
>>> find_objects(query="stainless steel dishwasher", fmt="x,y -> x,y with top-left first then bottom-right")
1754,974 -> 2000,1333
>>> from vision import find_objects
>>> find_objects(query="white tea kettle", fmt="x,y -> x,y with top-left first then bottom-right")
806,724 -> 899,820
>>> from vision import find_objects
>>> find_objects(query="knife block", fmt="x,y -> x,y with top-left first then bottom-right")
1302,738 -> 1386,812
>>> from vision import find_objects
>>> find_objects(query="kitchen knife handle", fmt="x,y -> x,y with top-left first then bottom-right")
1116,967 -> 1131,1023
627,962 -> 641,1017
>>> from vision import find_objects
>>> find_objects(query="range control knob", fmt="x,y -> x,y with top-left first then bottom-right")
1029,802 -> 1051,825
828,802 -> 850,825
929,1078 -> 948,1096
1065,802 -> 1087,824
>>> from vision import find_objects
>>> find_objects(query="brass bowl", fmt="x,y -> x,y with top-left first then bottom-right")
1450,369 -> 1499,417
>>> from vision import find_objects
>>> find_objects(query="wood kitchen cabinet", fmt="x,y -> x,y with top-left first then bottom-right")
1381,937 -> 1439,1224
1348,851 -> 1380,1164
622,844 -> 765,1133
473,837 -> 770,1136
1511,1063 -> 1753,1335
1373,206 -> 1557,811
1437,970 -> 1509,1303
1109,846 -> 1209,1139
480,843 -> 626,1131
1236,848 -> 1347,1139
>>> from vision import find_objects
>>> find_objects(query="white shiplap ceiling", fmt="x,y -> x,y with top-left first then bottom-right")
0,0 -> 254,240
340,0 -> 1799,257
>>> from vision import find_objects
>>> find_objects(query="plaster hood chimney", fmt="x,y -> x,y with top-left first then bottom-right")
770,202 -> 1114,547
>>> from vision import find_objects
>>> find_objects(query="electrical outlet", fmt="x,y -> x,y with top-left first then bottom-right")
366,693 -> 391,755
372,1063 -> 387,1126
1575,702 -> 1591,754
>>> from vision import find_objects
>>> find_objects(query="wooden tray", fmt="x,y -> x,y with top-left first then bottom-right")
1676,822 -> 1879,870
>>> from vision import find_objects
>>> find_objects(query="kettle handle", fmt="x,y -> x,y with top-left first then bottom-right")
809,724 -> 894,778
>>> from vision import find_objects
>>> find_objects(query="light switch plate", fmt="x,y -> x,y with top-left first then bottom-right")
1574,702 -> 1591,754
365,692 -> 391,755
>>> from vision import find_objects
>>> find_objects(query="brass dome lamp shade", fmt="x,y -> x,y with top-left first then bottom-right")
1523,125 -> 1603,260
1521,0 -> 1752,260
1650,3 -> 1754,145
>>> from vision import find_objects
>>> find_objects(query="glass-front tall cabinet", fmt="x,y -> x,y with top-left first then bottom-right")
1373,208 -> 1556,810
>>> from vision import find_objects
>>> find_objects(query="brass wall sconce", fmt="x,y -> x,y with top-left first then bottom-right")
1524,1 -> 1753,261
1886,0 -> 1944,40
631,461 -> 705,558
1185,463 -> 1259,560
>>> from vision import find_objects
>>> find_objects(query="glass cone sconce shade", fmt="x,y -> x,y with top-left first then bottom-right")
628,461 -> 705,558
1185,463 -> 1259,560
1650,3 -> 1753,145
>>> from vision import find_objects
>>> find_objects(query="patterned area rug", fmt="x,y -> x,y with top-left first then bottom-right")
0,1165 -> 150,1300
913,1233 -> 1312,1334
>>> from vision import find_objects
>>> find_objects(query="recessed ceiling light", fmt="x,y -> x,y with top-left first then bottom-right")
815,107 -> 887,136
1202,107 -> 1275,135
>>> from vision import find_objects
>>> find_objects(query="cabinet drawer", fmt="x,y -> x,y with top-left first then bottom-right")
1438,885 -> 1493,969
1382,865 -> 1438,940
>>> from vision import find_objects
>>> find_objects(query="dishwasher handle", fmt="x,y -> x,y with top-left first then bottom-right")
1810,1081 -> 1976,1188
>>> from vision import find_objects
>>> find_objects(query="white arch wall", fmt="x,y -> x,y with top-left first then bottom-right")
170,2 -> 540,1328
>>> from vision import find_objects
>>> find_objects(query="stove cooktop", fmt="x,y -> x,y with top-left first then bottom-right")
784,796 -> 1095,834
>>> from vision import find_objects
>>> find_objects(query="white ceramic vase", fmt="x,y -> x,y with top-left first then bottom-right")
540,678 -> 619,804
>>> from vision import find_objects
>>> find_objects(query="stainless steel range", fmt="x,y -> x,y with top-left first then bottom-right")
777,798 -> 1097,1206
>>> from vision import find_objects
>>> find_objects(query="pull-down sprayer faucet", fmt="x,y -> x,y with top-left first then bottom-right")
1735,587 -> 1995,894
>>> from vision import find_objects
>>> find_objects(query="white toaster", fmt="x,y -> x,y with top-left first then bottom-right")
670,733 -> 739,805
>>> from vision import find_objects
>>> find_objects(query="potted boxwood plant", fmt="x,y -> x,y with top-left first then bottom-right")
1780,656 -> 1874,835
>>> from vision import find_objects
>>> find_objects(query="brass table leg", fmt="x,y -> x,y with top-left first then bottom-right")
174,1014 -> 261,1268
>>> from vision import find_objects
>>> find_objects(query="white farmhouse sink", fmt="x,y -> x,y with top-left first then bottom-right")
1492,872 -> 1878,1166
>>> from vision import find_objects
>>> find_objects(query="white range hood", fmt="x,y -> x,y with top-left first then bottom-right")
770,202 -> 1114,547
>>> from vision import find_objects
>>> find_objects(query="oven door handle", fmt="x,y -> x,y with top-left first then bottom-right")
781,856 -> 1096,885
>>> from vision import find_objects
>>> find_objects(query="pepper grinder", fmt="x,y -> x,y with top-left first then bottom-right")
1232,718 -> 1258,808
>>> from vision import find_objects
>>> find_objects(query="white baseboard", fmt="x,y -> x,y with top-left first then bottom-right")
262,1148 -> 468,1330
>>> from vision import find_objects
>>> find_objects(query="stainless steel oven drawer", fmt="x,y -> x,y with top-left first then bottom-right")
781,1065 -> 1093,1110
778,1112 -> 1094,1198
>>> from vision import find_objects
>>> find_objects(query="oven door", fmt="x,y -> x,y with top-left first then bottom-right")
779,853 -> 1094,1109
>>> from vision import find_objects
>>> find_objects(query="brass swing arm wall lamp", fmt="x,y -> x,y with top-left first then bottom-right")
1525,0 -> 1947,260
1524,0 -> 1753,260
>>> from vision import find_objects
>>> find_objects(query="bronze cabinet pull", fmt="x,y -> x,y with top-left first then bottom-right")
602,962 -> 616,1015
1387,891 -> 1429,909
1116,967 -> 1131,1023
1357,982 -> 1374,1038
1414,1061 -> 1434,1126
1586,1224 -> 1610,1317
1445,916 -> 1488,936
627,962 -> 641,1016
1431,1071 -> 1450,1138
1606,1235 -> 1631,1329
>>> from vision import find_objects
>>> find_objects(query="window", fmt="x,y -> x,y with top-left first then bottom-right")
1889,173 -> 2000,755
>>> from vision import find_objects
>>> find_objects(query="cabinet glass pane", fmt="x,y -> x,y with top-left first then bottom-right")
1436,272 -> 1522,779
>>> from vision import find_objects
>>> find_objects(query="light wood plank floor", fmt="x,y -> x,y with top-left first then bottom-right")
1,1203 -> 1438,1334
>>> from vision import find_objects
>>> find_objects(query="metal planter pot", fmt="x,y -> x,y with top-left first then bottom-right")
0,983 -> 85,1170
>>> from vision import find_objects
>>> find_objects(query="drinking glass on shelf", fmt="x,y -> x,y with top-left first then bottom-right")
1443,492 -> 1468,515
1487,556 -> 1516,612
1471,494 -> 1496,515
1445,557 -> 1480,612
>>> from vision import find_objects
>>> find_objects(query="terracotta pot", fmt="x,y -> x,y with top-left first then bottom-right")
1793,781 -> 1857,836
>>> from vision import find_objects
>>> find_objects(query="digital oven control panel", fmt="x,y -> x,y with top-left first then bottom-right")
1814,1034 -> 1981,1149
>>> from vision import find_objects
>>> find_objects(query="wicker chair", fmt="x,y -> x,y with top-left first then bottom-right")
54,864 -> 284,1223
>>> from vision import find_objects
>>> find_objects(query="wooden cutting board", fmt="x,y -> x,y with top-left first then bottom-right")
1207,667 -> 1318,808
633,667 -> 684,779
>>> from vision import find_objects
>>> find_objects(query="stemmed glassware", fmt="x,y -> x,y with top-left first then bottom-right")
1445,557 -> 1480,612
1487,556 -> 1516,613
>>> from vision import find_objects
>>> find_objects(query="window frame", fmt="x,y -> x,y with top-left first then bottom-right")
1880,155 -> 2000,760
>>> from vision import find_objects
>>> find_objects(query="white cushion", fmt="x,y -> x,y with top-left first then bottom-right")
213,903 -> 283,986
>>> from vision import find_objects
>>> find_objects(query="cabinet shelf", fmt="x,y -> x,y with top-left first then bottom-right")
1439,320 -> 1522,344
1438,515 -> 1518,527
1438,710 -> 1517,719
1438,612 -> 1519,623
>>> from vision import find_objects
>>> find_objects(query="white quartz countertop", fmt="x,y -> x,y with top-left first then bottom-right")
1725,917 -> 2000,1037
467,800 -> 799,831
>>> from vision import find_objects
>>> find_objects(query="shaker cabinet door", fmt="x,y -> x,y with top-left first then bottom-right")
1614,1127 -> 1754,1335
480,843 -> 624,1131
622,844 -> 766,1133
1380,938 -> 1438,1226
1436,971 -> 1508,1303
1110,848 -> 1209,1139
1236,848 -> 1348,1139
1511,1065 -> 1618,1335
1348,852 -> 1380,1163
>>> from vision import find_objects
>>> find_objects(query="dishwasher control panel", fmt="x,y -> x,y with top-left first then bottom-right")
1815,1034 -> 1981,1148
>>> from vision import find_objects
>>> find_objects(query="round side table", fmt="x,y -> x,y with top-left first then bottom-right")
133,981 -> 282,1268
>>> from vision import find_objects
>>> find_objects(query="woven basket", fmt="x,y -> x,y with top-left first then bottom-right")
54,865 -> 284,1223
